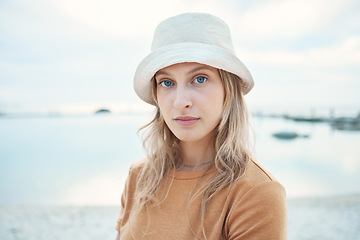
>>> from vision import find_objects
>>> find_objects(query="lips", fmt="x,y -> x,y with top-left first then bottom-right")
173,116 -> 200,126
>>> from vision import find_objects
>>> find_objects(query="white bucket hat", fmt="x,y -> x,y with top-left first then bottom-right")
133,12 -> 254,105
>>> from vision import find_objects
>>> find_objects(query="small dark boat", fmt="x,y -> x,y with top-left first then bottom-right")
95,108 -> 111,114
272,131 -> 310,140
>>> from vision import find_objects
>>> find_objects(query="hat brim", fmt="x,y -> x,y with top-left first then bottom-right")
134,42 -> 254,105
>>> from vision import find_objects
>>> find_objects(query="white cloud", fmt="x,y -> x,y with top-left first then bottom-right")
308,70 -> 355,85
237,0 -> 353,38
305,36 -> 360,66
238,36 -> 360,67
51,0 -> 191,38
49,0 -> 246,39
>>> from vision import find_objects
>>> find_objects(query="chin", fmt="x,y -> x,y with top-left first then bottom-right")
173,132 -> 197,142
174,133 -> 207,143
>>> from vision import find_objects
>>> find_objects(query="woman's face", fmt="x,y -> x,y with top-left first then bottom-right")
155,62 -> 225,143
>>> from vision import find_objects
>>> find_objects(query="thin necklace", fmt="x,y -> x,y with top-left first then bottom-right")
182,161 -> 212,168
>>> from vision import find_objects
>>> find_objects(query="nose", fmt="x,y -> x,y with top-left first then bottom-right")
173,85 -> 192,109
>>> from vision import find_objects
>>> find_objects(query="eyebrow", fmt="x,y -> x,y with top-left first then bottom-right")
187,66 -> 217,75
156,65 -> 217,78
155,71 -> 171,77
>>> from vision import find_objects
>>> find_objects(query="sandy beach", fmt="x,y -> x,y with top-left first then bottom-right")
1,193 -> 359,240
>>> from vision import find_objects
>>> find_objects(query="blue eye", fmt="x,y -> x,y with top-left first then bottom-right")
194,76 -> 207,84
159,80 -> 173,87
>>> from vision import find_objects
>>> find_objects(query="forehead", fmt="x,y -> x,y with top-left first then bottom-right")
155,62 -> 218,77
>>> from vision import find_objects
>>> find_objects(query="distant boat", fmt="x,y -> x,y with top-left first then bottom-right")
284,115 -> 327,123
330,114 -> 360,131
272,131 -> 310,140
95,108 -> 111,114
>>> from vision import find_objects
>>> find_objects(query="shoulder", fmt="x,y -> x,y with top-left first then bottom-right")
244,159 -> 279,182
229,159 -> 286,208
123,158 -> 148,190
224,160 -> 287,239
129,158 -> 147,173
232,159 -> 285,194
127,157 -> 149,178
230,159 -> 286,213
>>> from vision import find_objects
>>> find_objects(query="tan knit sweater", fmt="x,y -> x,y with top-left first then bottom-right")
116,159 -> 287,239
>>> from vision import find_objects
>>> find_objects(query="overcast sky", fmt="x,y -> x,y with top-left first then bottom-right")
1,0 -> 359,115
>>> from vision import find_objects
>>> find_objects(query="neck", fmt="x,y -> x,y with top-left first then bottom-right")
179,132 -> 216,170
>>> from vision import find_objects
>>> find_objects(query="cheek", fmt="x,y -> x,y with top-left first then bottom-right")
209,89 -> 225,109
157,94 -> 172,119
156,90 -> 166,108
210,92 -> 225,120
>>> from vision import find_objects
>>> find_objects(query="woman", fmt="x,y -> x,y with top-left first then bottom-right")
116,13 -> 287,240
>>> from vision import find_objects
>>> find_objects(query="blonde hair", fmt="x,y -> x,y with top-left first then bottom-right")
131,69 -> 254,238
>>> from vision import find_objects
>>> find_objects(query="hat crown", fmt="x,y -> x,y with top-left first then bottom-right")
151,13 -> 235,53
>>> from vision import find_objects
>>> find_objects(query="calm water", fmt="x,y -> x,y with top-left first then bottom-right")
1,113 -> 360,239
0,114 -> 146,205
